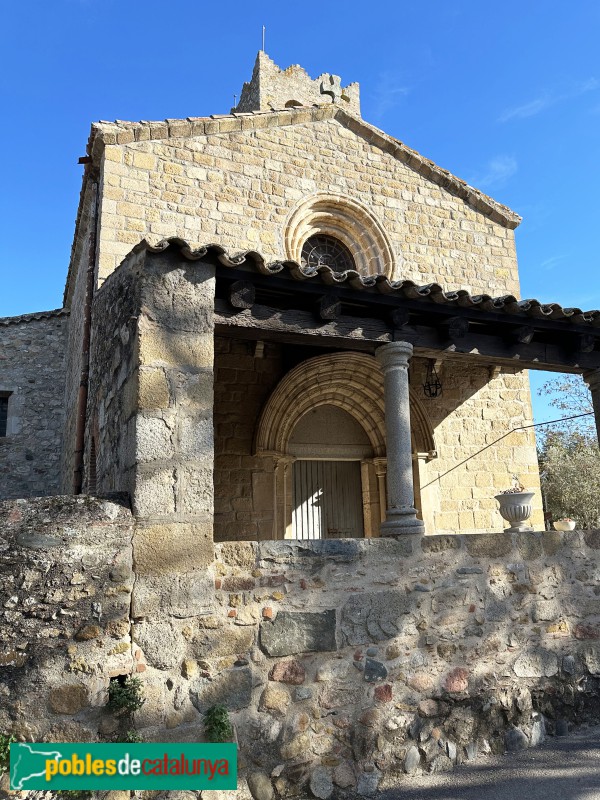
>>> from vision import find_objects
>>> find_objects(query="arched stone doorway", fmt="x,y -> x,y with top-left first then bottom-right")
254,352 -> 436,539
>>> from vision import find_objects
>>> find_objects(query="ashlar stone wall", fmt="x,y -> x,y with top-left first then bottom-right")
0,312 -> 68,500
213,338 -> 543,539
93,113 -> 521,298
214,336 -> 285,542
411,359 -> 544,533
61,178 -> 98,494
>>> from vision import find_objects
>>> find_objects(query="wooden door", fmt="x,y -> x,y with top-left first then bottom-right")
292,460 -> 364,539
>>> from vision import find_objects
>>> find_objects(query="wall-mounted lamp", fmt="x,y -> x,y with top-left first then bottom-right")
423,359 -> 442,398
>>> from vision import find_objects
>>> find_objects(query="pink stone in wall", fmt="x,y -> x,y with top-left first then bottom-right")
444,667 -> 469,693
418,699 -> 440,717
574,624 -> 600,640
269,659 -> 306,685
374,684 -> 392,703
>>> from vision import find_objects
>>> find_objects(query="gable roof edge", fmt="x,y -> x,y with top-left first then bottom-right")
88,107 -> 521,229
333,109 -> 520,228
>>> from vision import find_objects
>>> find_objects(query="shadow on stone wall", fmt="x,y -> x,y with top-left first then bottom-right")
3,495 -> 600,799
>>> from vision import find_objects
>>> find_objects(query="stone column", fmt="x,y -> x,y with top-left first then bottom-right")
584,369 -> 600,448
376,342 -> 425,536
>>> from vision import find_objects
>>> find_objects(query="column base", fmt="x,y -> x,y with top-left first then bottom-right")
380,507 -> 425,536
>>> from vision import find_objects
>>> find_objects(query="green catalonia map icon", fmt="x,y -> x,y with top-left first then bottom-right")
10,743 -> 65,791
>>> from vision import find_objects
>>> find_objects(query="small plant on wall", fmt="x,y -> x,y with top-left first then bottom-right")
0,733 -> 17,776
104,675 -> 145,744
107,675 -> 144,715
204,705 -> 233,743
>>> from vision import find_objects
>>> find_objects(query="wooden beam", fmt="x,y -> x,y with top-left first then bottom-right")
443,316 -> 469,340
214,300 -> 600,373
509,325 -> 535,345
215,264 -> 600,339
578,333 -> 596,354
390,308 -> 411,328
228,280 -> 255,310
318,294 -> 341,321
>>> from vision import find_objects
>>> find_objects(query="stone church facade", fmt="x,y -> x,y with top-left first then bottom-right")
3,51 -> 572,536
3,53 -> 600,793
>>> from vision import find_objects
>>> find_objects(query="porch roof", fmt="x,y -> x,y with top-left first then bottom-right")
142,238 -> 600,326
138,238 -> 600,374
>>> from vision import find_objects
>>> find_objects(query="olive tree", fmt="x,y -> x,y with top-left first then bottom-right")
537,375 -> 600,528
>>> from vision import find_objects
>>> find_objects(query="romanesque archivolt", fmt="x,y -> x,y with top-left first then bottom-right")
284,192 -> 396,278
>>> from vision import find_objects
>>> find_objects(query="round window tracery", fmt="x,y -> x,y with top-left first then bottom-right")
301,235 -> 355,272
285,193 -> 396,278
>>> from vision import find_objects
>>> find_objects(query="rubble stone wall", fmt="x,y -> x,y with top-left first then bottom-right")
202,532 -> 600,795
87,246 -> 143,499
0,314 -> 68,500
233,51 -> 361,116
2,496 -> 600,797
0,496 -> 134,751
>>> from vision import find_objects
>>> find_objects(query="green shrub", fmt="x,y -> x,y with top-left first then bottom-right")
204,705 -> 233,743
121,729 -> 144,743
0,733 -> 17,775
107,676 -> 145,714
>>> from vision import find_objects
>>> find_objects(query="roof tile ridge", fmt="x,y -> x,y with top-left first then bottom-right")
128,238 -> 600,321
0,308 -> 70,326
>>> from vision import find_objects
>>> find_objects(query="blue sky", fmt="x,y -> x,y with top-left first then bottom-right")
1,0 -> 599,425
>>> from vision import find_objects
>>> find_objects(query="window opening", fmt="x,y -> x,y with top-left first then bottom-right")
301,235 -> 355,273
0,394 -> 9,438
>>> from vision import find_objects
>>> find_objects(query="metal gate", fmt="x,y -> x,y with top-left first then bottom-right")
292,460 -> 364,539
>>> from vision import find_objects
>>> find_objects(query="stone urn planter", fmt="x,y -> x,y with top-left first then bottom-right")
494,491 -> 535,533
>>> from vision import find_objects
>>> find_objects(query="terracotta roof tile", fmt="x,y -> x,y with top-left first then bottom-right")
0,308 -> 69,326
135,238 -> 600,327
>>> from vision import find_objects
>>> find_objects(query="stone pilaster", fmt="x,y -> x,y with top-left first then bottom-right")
376,342 -> 425,536
131,249 -> 216,619
584,369 -> 600,449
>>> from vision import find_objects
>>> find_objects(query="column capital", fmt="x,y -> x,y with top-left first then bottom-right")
583,369 -> 600,391
372,456 -> 387,477
376,340 -> 414,371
